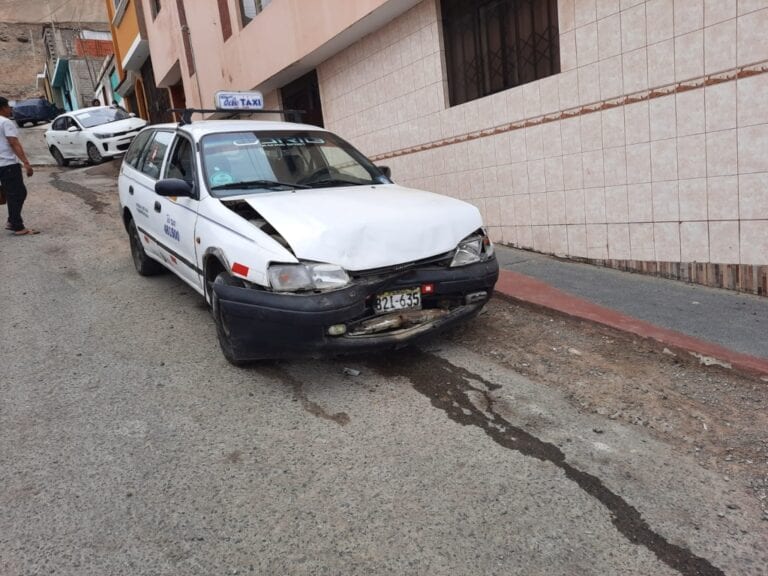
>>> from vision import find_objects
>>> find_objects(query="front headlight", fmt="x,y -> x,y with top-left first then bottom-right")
268,263 -> 350,292
94,133 -> 114,139
450,232 -> 494,267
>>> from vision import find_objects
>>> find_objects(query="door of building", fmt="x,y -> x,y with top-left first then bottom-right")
280,70 -> 324,128
141,57 -> 172,124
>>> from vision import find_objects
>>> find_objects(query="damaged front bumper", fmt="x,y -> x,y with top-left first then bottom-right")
212,258 -> 499,360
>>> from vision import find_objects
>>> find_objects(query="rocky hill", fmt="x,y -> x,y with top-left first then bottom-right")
0,22 -> 48,100
0,0 -> 107,24
0,0 -> 107,100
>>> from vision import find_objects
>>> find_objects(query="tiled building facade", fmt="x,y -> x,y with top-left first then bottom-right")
320,0 -> 768,294
141,0 -> 768,294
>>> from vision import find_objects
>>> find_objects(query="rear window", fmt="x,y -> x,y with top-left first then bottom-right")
17,99 -> 47,107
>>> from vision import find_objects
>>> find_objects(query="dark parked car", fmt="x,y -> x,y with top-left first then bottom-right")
13,98 -> 59,127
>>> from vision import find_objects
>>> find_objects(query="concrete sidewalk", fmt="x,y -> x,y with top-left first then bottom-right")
493,246 -> 768,378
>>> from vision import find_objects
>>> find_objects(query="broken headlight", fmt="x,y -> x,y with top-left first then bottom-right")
268,263 -> 350,292
450,232 -> 494,267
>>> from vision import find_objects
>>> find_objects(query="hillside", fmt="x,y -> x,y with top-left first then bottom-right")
0,0 -> 107,24
0,23 -> 49,100
0,0 -> 107,100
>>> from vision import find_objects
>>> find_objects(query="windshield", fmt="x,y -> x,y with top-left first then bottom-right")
73,107 -> 131,129
201,130 -> 386,197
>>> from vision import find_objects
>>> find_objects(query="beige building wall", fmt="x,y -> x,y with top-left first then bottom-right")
140,0 -> 419,112
320,0 -> 768,276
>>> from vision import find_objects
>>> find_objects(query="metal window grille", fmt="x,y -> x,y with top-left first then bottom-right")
441,0 -> 560,106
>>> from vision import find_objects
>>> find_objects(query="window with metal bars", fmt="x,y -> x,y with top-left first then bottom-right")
441,0 -> 560,107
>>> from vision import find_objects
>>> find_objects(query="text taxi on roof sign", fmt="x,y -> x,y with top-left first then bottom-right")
118,91 -> 498,365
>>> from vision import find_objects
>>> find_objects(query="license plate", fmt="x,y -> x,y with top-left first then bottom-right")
374,287 -> 422,314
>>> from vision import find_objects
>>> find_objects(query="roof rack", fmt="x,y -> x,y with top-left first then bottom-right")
170,108 -> 306,126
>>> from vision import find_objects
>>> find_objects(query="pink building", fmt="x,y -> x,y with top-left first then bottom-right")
138,0 -> 768,295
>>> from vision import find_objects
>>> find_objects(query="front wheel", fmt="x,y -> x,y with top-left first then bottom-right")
50,146 -> 69,167
87,142 -> 103,164
128,219 -> 163,276
212,272 -> 248,366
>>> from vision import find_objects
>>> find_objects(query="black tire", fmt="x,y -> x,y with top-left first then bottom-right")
16,120 -> 25,128
87,142 -> 103,164
50,146 -> 69,167
128,219 -> 163,276
212,272 -> 248,366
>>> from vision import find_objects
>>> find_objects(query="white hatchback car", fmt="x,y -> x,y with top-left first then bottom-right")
118,116 -> 498,364
45,106 -> 147,165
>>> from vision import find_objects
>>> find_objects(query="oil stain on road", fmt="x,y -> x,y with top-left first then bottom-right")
260,364 -> 351,427
369,349 -> 725,576
49,170 -> 110,214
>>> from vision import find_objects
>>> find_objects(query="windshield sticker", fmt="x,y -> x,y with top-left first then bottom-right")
164,215 -> 180,242
233,137 -> 260,147
259,136 -> 326,148
210,170 -> 235,186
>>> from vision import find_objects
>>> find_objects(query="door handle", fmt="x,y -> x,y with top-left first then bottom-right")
128,185 -> 134,195
154,201 -> 162,213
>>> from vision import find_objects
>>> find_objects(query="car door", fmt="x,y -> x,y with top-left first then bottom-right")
120,128 -> 156,251
58,117 -> 80,157
154,134 -> 202,291
68,117 -> 89,158
124,129 -> 174,263
47,117 -> 67,151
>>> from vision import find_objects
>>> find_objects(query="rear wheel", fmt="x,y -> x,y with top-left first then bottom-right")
212,271 -> 248,366
87,142 -> 103,164
128,219 -> 163,276
50,146 -> 69,167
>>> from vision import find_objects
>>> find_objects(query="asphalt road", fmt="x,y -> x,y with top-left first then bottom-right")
1,163 -> 766,576
16,121 -> 53,166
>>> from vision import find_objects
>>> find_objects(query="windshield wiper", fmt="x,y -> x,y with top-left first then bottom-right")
210,179 -> 310,191
307,177 -> 367,188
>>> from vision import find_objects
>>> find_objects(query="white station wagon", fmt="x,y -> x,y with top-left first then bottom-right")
118,113 -> 498,364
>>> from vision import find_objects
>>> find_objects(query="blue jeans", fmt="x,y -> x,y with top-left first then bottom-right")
0,163 -> 27,231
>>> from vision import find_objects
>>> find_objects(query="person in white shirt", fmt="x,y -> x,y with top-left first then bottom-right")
0,96 -> 37,235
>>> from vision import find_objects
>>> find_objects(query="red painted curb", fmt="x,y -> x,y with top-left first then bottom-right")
495,270 -> 768,378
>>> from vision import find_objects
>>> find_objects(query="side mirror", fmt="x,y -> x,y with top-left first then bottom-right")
155,178 -> 193,197
377,165 -> 391,179
67,126 -> 79,132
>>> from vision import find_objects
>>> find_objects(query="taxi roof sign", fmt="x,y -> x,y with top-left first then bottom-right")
215,91 -> 264,111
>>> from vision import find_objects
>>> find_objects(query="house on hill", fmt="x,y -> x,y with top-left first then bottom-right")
40,23 -> 113,111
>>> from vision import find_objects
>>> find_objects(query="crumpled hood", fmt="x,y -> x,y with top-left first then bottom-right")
243,184 -> 483,271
